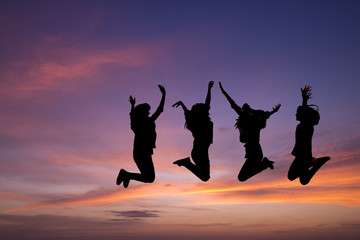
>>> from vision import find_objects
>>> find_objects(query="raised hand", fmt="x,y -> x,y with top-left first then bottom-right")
219,82 -> 225,92
301,85 -> 312,100
172,101 -> 183,108
272,104 -> 281,112
301,84 -> 312,93
129,95 -> 136,106
158,85 -> 166,95
208,81 -> 214,89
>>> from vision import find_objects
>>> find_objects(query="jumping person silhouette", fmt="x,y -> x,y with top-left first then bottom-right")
288,85 -> 330,185
116,85 -> 166,188
172,81 -> 214,182
219,82 -> 281,181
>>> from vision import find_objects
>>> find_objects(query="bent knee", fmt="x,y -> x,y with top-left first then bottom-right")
299,177 -> 309,185
287,172 -> 297,181
144,177 -> 155,183
199,174 -> 210,182
143,173 -> 155,183
238,174 -> 249,182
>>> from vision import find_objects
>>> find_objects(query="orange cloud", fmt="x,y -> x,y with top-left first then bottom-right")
5,161 -> 360,214
3,182 -> 179,213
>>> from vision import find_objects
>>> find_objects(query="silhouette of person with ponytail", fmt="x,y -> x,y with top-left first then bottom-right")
219,82 -> 280,181
116,85 -> 166,188
288,85 -> 330,185
172,81 -> 214,181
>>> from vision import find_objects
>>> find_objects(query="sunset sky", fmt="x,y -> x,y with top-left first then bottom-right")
1,0 -> 360,239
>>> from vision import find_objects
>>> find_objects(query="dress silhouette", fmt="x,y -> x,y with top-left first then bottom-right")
219,82 -> 281,181
116,85 -> 166,188
172,81 -> 214,182
288,85 -> 330,185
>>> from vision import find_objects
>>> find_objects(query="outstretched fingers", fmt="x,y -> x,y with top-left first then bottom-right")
172,101 -> 182,108
128,96 -> 136,105
301,85 -> 312,93
273,104 -> 281,112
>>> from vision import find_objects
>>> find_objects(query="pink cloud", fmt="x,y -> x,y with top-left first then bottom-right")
5,159 -> 360,214
0,42 -> 161,101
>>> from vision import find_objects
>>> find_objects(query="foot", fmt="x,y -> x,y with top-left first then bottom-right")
263,157 -> 274,170
173,157 -> 190,167
312,156 -> 331,165
123,175 -> 130,188
116,169 -> 125,185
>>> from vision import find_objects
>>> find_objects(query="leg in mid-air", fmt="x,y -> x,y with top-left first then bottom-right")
287,157 -> 308,181
117,154 -> 155,188
237,142 -> 274,182
238,157 -> 274,182
299,156 -> 331,185
173,144 -> 210,182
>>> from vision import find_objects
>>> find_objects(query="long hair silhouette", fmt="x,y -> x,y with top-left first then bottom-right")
172,81 -> 214,181
116,85 -> 166,188
288,85 -> 330,185
219,82 -> 281,181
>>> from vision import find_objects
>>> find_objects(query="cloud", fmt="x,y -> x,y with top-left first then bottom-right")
0,46 -> 152,101
1,205 -> 359,240
4,160 -> 360,214
3,183 -> 170,213
339,222 -> 360,229
0,213 -> 148,240
108,210 -> 161,218
0,27 -> 172,103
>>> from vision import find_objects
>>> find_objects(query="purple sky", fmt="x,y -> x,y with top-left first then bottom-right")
0,0 -> 360,239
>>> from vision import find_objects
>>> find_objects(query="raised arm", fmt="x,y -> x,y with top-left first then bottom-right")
172,101 -> 189,113
301,85 -> 312,106
151,85 -> 166,121
219,82 -> 242,114
205,81 -> 214,107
